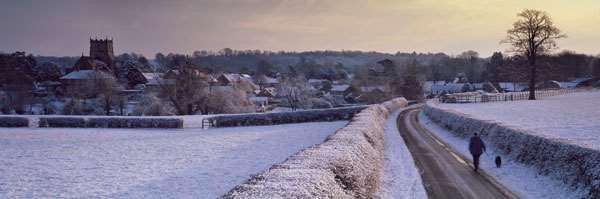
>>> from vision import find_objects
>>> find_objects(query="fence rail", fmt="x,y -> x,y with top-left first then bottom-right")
439,88 -> 583,103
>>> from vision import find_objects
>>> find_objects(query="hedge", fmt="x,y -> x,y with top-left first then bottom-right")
0,116 -> 29,127
39,117 -> 87,128
207,106 -> 368,128
38,117 -> 183,128
87,118 -> 183,128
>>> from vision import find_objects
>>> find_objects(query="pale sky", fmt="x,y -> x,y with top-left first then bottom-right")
1,0 -> 599,57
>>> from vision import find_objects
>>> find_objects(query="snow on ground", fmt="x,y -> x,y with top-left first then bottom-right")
436,90 -> 600,150
376,110 -> 427,199
0,121 -> 346,198
419,112 -> 586,199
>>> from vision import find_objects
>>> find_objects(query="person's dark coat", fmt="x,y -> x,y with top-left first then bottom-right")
469,136 -> 486,155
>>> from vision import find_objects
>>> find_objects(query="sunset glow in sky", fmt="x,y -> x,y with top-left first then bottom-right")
1,0 -> 599,57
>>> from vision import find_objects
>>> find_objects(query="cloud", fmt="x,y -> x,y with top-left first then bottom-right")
0,0 -> 598,57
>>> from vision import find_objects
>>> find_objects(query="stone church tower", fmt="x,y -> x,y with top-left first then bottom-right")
89,38 -> 114,69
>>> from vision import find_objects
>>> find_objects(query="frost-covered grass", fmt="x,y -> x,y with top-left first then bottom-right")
0,122 -> 346,198
419,112 -> 586,199
437,90 -> 600,150
375,109 -> 427,199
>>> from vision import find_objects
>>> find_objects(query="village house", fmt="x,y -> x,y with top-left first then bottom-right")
254,74 -> 279,89
213,73 -> 258,93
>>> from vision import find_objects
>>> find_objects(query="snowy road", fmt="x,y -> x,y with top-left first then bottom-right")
397,108 -> 516,199
0,121 -> 346,198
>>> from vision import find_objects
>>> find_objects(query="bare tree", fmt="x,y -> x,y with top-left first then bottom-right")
158,65 -> 210,115
502,9 -> 566,100
391,59 -> 425,101
206,90 -> 254,114
486,52 -> 504,85
0,90 -> 32,114
91,72 -> 119,115
498,56 -> 529,91
117,94 -> 127,116
278,75 -> 309,111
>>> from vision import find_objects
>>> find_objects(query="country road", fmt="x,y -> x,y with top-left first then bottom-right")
397,107 -> 518,199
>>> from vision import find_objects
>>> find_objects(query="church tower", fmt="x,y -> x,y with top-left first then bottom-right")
89,38 -> 115,69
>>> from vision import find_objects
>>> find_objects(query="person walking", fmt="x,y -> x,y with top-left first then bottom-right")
469,132 -> 486,172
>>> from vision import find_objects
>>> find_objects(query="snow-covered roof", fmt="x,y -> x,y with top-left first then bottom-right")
141,73 -> 174,85
430,84 -> 463,93
221,73 -> 252,82
38,81 -> 62,86
142,73 -> 161,80
331,84 -> 350,92
359,86 -> 387,92
429,83 -> 484,94
61,70 -> 114,80
498,82 -> 528,92
250,96 -> 269,103
559,78 -> 592,88
308,79 -> 325,84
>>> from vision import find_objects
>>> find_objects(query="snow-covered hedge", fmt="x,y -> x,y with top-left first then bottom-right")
222,98 -> 408,198
39,117 -> 183,128
0,116 -> 29,127
207,106 -> 368,127
87,118 -> 183,128
39,117 -> 87,128
423,102 -> 600,198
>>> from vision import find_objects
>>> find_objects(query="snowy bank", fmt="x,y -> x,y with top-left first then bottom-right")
375,107 -> 427,198
223,98 -> 408,198
423,99 -> 600,198
433,91 -> 600,150
419,112 -> 585,198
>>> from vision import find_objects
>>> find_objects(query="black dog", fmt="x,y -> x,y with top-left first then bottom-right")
495,156 -> 502,168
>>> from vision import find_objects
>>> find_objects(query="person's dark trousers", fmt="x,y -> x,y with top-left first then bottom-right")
471,153 -> 481,171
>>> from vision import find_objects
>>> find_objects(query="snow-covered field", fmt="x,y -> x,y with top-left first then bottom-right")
0,122 -> 346,198
436,90 -> 600,150
419,112 -> 586,198
376,110 -> 426,199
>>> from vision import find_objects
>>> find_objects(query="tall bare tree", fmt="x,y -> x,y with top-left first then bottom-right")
158,65 -> 210,115
502,9 -> 566,100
